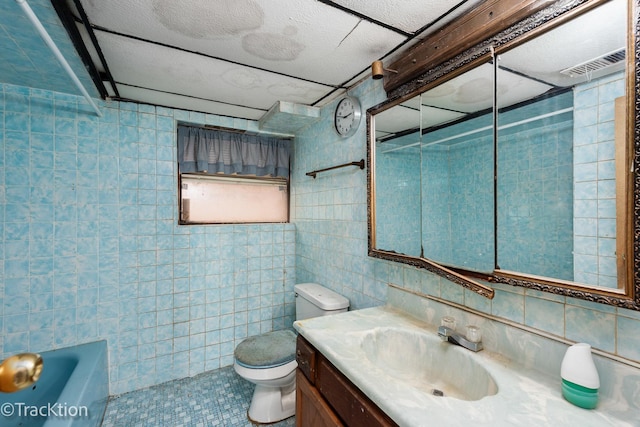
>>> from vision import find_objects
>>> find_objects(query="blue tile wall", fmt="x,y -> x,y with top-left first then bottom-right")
419,91 -> 575,277
0,83 -> 296,395
422,126 -> 495,272
291,80 -> 389,308
374,133 -> 421,257
421,146 -> 453,264
0,0 -> 98,98
572,72 -> 624,287
497,92 -> 574,279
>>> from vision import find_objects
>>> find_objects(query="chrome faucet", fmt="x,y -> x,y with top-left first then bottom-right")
438,318 -> 483,352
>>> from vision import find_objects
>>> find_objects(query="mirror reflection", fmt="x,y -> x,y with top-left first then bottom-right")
495,0 -> 626,288
373,97 -> 422,257
420,63 -> 495,272
370,0 -> 630,296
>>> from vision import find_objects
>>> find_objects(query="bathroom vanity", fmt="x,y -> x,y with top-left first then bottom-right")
293,301 -> 639,426
295,334 -> 397,427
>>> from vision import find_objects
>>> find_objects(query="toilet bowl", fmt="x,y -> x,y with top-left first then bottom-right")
234,330 -> 298,423
233,283 -> 349,424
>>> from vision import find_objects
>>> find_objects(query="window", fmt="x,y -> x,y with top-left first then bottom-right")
177,124 -> 290,224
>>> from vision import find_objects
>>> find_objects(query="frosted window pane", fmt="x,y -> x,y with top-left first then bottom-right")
181,175 -> 288,224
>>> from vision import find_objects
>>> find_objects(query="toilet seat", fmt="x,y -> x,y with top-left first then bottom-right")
234,330 -> 297,369
234,359 -> 297,382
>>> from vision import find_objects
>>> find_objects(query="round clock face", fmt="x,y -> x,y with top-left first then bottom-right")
334,96 -> 362,137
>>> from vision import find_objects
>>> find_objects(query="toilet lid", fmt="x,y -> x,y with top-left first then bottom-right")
234,330 -> 297,369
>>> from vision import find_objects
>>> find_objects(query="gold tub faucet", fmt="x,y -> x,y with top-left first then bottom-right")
0,353 -> 43,393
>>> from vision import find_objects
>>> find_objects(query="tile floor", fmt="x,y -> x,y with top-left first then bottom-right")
101,366 -> 296,427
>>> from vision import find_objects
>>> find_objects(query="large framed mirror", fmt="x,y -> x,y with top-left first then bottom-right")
367,0 -> 638,309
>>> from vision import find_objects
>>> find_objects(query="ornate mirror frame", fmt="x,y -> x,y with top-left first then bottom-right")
366,0 -> 640,310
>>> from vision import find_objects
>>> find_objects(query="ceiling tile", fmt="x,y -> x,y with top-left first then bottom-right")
98,32 -> 332,118
80,0 -> 406,86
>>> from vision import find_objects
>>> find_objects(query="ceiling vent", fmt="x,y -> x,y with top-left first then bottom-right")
560,47 -> 625,77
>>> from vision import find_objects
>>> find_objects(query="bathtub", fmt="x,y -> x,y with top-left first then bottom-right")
0,340 -> 108,427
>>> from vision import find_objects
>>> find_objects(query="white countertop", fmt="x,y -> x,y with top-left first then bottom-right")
293,306 -> 634,427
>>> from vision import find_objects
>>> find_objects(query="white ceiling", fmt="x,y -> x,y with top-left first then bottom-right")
1,0 -> 626,135
66,0 -> 485,121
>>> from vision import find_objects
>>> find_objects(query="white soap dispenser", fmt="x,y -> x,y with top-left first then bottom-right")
560,343 -> 599,409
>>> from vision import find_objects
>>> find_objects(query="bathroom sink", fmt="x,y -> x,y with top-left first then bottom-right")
361,327 -> 498,401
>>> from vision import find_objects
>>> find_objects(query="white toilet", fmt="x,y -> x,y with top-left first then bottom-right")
234,283 -> 349,424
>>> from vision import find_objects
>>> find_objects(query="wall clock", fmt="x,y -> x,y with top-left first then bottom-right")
334,96 -> 362,138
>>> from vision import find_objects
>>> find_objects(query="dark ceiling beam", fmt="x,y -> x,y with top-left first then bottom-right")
51,0 -> 108,99
90,25 -> 340,90
114,82 -> 270,113
411,0 -> 474,38
70,0 -> 120,98
498,64 -> 561,88
315,0 -> 412,37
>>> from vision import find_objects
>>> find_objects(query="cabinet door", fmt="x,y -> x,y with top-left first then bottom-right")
296,369 -> 344,427
296,335 -> 317,382
316,356 -> 398,427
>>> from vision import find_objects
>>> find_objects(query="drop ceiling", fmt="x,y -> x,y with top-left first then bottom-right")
0,0 -> 485,126
0,0 -> 626,138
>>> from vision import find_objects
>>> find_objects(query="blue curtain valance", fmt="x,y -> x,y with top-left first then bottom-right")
177,125 -> 290,178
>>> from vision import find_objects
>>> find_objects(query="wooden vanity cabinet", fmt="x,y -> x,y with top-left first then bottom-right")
296,335 -> 398,427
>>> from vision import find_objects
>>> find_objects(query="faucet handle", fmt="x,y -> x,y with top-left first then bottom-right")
441,316 -> 457,330
466,325 -> 482,343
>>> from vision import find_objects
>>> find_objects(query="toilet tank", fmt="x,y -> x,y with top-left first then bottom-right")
295,283 -> 349,320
